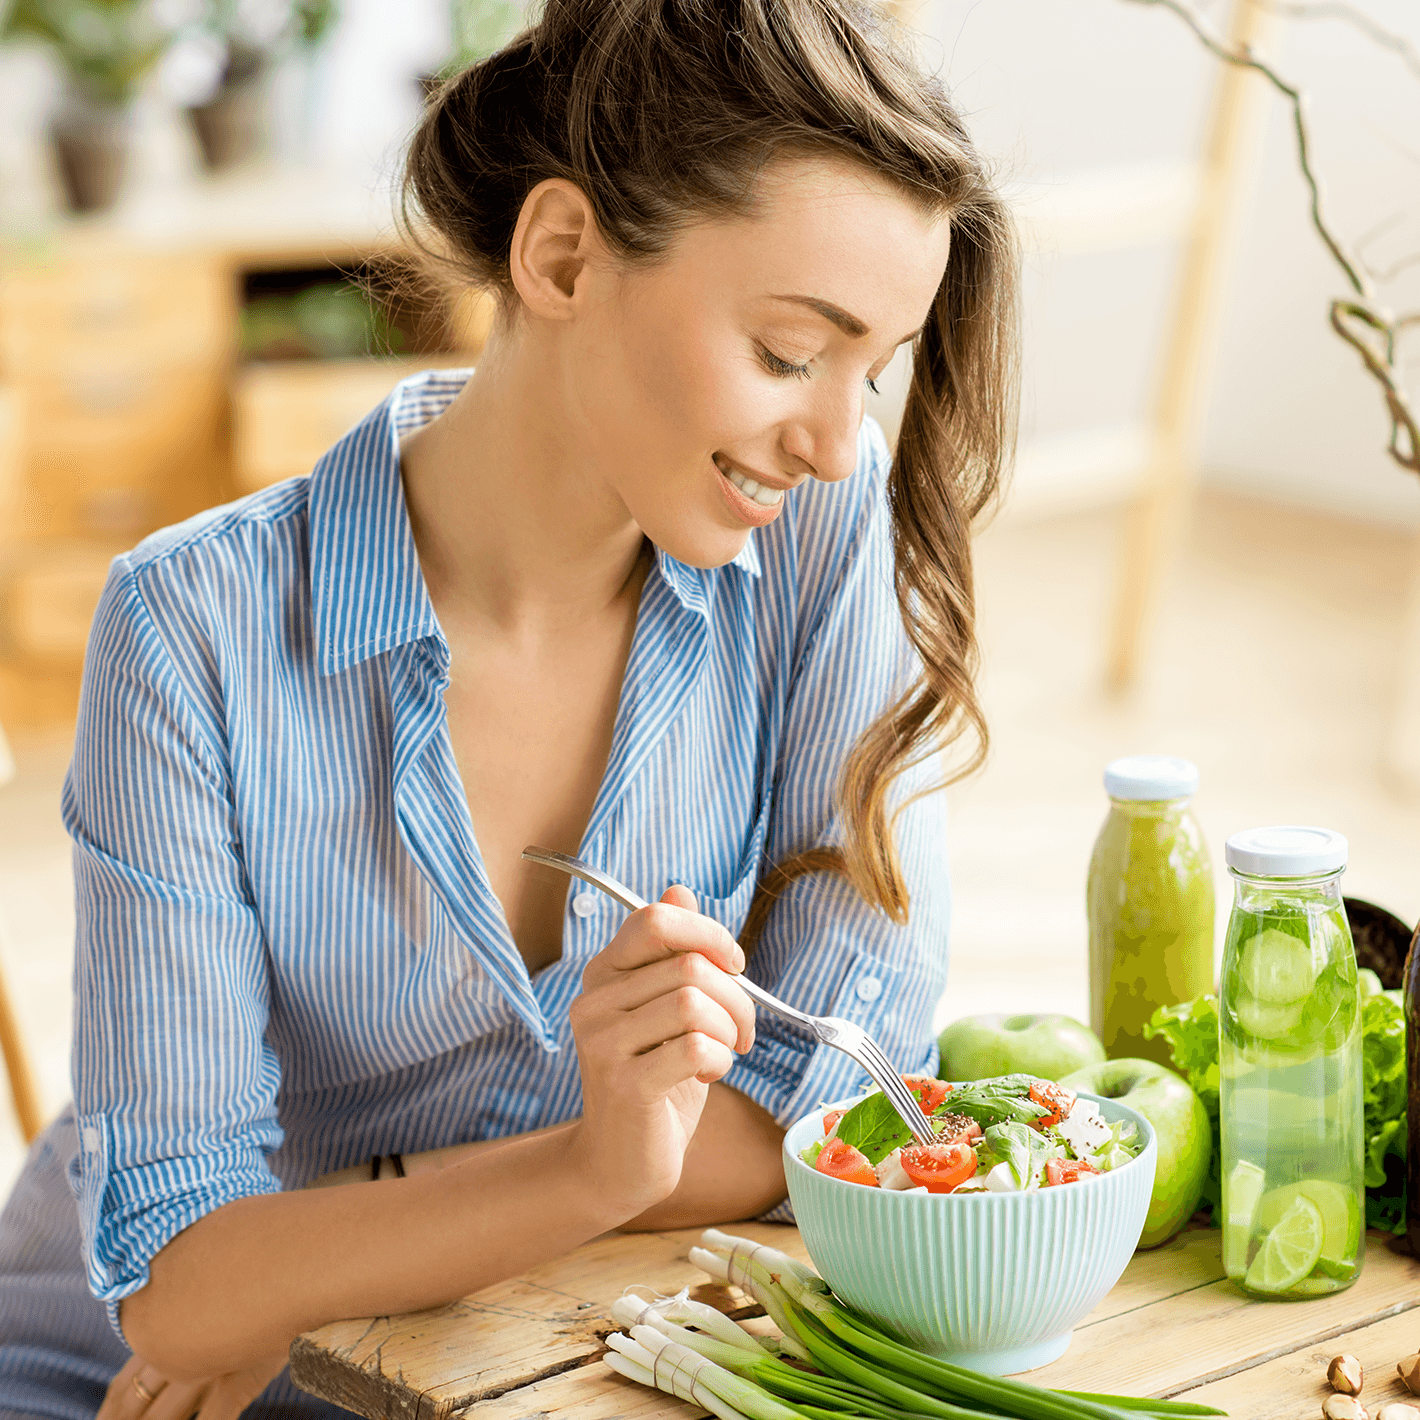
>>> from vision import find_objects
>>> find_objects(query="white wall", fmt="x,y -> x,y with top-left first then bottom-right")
894,0 -> 1420,528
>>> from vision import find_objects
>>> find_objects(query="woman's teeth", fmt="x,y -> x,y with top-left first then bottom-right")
719,461 -> 784,507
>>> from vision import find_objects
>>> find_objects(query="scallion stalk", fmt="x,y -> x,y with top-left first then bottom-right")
695,1231 -> 1227,1420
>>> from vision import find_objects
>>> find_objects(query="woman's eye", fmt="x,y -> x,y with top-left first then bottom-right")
758,345 -> 812,380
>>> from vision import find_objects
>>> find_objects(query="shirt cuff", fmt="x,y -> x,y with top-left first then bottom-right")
69,1110 -> 284,1347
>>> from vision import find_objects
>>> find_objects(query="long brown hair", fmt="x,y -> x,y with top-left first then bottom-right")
401,0 -> 1019,935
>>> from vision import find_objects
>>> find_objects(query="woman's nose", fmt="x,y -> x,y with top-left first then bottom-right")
779,381 -> 864,484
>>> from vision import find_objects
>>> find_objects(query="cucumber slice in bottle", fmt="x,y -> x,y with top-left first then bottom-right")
1235,995 -> 1305,1039
1244,1195 -> 1324,1294
1239,927 -> 1316,1003
1224,1159 -> 1267,1276
1256,1180 -> 1359,1273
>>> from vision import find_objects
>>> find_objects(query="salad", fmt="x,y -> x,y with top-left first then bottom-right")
799,1073 -> 1143,1194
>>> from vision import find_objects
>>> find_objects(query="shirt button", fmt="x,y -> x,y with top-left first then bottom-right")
81,1126 -> 101,1152
855,976 -> 883,1003
572,892 -> 598,918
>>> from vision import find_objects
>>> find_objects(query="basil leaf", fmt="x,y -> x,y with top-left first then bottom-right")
944,1074 -> 1049,1130
833,1091 -> 913,1165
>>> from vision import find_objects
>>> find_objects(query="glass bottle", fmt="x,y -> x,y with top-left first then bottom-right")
1219,826 -> 1364,1300
1087,755 -> 1214,1066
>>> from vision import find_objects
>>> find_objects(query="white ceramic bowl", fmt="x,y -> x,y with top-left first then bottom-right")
783,1091 -> 1157,1375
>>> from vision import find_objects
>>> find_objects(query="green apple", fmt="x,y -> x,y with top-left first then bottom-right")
937,1013 -> 1105,1083
1060,1058 -> 1210,1249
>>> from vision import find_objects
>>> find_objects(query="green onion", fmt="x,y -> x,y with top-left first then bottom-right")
1050,1398 -> 1223,1417
695,1231 -> 1228,1420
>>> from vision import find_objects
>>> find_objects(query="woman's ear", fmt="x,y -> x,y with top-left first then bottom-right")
508,178 -> 603,320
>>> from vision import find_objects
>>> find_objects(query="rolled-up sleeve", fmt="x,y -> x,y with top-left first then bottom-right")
63,556 -> 283,1341
721,422 -> 950,1152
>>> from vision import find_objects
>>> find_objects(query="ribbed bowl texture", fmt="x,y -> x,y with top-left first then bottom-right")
783,1091 -> 1157,1375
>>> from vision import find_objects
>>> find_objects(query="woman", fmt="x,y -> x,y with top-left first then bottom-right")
0,1 -> 1016,1415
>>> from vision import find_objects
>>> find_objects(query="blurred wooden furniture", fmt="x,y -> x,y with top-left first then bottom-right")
1106,0 -> 1277,690
291,1222 -> 1420,1420
0,166 -> 490,728
0,928 -> 43,1146
0,734 -> 42,1145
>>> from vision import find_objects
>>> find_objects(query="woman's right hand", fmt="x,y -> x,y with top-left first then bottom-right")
566,884 -> 756,1217
96,1348 -> 288,1420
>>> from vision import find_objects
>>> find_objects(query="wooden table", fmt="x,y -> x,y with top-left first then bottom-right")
291,1224 -> 1420,1420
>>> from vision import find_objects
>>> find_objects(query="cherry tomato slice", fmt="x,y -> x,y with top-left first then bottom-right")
1044,1157 -> 1100,1187
899,1141 -> 978,1194
815,1137 -> 879,1187
822,1109 -> 846,1136
1028,1079 -> 1076,1131
902,1074 -> 953,1115
932,1111 -> 983,1145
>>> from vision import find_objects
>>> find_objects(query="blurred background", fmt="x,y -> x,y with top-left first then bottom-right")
0,0 -> 1417,1190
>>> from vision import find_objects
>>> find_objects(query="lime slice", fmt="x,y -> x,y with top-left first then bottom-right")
1234,995 -> 1305,1040
1224,1160 -> 1267,1276
1240,928 -> 1316,1004
1256,1180 -> 1360,1273
1244,1195 -> 1324,1294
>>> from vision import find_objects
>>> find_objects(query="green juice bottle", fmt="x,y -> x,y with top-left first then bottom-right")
1219,826 -> 1364,1300
1087,756 -> 1215,1066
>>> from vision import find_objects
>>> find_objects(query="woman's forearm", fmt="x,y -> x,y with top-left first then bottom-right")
121,1122 -> 617,1380
308,1083 -> 785,1220
121,1085 -> 784,1378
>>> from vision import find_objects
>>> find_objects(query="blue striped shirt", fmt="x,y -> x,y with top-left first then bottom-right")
63,368 -> 950,1338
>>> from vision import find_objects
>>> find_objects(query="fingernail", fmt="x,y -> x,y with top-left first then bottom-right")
732,945 -> 746,973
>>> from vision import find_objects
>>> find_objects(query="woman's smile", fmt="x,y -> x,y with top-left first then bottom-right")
713,452 -> 791,527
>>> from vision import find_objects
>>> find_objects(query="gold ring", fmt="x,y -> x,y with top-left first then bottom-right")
132,1376 -> 157,1404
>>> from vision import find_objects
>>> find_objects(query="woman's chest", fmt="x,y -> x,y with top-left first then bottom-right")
229,603 -> 783,1080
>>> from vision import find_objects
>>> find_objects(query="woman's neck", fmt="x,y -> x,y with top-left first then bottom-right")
399,328 -> 650,641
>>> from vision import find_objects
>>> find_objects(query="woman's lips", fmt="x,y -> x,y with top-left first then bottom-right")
713,455 -> 788,528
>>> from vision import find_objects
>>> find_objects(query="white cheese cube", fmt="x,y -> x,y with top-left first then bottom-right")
875,1149 -> 916,1191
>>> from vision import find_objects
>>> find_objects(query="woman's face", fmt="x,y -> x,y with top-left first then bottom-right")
564,155 -> 954,569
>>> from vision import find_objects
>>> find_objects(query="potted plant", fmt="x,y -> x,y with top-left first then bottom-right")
2,0 -> 171,212
182,0 -> 338,170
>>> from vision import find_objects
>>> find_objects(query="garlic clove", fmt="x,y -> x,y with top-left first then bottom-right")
1328,1355 -> 1364,1395
1376,1405 -> 1420,1420
1400,1353 -> 1420,1395
1322,1397 -> 1367,1420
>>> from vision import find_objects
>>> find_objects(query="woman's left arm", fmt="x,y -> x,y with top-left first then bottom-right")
307,1082 -> 785,1227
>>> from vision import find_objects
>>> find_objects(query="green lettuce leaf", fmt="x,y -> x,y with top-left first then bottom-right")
981,1121 -> 1036,1189
1145,996 -> 1222,1218
1148,989 -> 1410,1234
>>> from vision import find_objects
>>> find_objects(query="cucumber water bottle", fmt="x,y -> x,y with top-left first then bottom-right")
1220,826 -> 1364,1300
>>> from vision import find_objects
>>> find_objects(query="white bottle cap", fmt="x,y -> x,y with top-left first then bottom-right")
1224,825 -> 1348,877
1103,755 -> 1199,801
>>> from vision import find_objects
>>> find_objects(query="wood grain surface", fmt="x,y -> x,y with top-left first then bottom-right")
290,1224 -> 1420,1420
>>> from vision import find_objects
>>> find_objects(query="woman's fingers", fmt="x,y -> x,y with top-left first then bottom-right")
583,949 -> 755,1053
96,1355 -> 151,1420
98,1355 -> 208,1420
636,1030 -> 737,1091
582,888 -> 745,987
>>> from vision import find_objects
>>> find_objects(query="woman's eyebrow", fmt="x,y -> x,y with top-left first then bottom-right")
770,293 -> 870,338
769,293 -> 921,346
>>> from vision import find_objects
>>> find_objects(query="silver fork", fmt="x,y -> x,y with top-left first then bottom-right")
522,845 -> 937,1146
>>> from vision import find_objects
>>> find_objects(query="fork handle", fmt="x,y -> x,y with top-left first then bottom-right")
521,845 -> 820,1032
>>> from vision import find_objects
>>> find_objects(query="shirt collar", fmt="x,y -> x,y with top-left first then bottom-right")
308,369 -> 762,675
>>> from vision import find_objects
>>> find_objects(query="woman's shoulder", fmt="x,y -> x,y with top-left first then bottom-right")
124,477 -> 311,581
